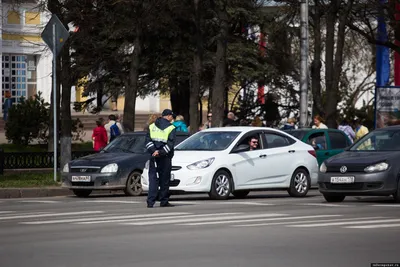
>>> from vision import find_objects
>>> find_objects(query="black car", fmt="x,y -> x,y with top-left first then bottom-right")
61,131 -> 190,197
318,125 -> 400,203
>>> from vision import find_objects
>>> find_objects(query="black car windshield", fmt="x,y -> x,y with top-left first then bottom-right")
285,130 -> 306,140
175,131 -> 240,151
103,135 -> 146,153
350,129 -> 400,151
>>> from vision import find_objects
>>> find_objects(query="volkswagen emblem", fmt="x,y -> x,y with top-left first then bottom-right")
340,166 -> 347,174
80,169 -> 87,173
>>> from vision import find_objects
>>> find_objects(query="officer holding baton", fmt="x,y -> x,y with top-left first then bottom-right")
145,109 -> 176,208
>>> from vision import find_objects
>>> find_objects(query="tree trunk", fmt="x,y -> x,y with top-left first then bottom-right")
48,57 -> 61,152
324,1 -> 338,128
123,30 -> 142,132
189,0 -> 203,134
211,1 -> 229,127
170,78 -> 190,123
198,95 -> 203,128
178,80 -> 190,123
325,0 -> 353,128
97,84 -> 103,108
310,0 -> 323,117
60,42 -> 72,170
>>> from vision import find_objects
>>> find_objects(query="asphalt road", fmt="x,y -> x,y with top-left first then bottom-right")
0,190 -> 399,267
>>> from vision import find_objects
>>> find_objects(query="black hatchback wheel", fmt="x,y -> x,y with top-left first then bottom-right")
72,189 -> 92,198
323,194 -> 346,203
393,179 -> 400,203
124,171 -> 143,196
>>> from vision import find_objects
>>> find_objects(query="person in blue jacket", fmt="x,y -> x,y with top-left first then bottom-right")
172,115 -> 189,132
3,91 -> 13,121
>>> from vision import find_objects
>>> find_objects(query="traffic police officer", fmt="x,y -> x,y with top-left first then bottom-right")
145,109 -> 177,208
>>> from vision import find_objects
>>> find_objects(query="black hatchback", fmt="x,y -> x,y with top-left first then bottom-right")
318,126 -> 400,203
61,131 -> 190,197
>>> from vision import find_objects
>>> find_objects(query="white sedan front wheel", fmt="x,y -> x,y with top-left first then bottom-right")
208,170 -> 232,200
288,168 -> 310,197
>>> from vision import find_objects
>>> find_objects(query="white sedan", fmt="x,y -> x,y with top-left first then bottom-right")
141,127 -> 319,200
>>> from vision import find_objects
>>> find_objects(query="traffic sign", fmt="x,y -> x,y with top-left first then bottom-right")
41,14 -> 70,182
41,14 -> 70,56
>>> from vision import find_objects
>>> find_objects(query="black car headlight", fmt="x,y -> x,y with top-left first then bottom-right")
364,162 -> 389,173
319,162 -> 327,173
62,163 -> 69,173
101,163 -> 118,173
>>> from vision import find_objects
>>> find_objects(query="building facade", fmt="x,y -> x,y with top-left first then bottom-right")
1,0 -> 163,117
1,0 -> 52,116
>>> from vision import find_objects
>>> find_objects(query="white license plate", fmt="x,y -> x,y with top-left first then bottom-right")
170,173 -> 175,181
330,176 -> 355,184
72,176 -> 91,182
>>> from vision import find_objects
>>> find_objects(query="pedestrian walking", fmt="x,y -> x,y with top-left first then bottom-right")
144,114 -> 158,131
281,118 -> 297,130
145,109 -> 177,208
312,115 -> 328,129
105,114 -> 124,143
172,115 -> 188,132
92,118 -> 108,151
202,113 -> 212,130
354,119 -> 369,141
2,91 -> 12,121
338,119 -> 355,143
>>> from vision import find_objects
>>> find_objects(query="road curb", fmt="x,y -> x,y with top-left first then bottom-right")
0,187 -> 72,198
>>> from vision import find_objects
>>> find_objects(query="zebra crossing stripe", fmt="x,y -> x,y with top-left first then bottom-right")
179,215 -> 342,226
288,218 -> 400,227
19,200 -> 60,204
0,211 -> 104,221
76,213 -> 242,225
123,213 -> 288,226
233,216 -> 385,227
20,212 -> 189,225
345,223 -> 400,229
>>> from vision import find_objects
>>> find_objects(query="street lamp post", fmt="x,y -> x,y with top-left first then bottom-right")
299,0 -> 309,128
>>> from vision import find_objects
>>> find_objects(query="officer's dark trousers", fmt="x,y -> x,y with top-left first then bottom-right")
147,156 -> 172,206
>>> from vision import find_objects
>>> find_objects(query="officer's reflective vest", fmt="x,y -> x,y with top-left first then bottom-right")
149,123 -> 175,143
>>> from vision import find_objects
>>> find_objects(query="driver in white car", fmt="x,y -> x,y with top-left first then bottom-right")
248,136 -> 259,151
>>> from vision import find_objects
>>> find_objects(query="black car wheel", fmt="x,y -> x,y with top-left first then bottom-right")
393,179 -> 400,203
288,168 -> 310,197
323,194 -> 346,203
208,170 -> 232,200
124,171 -> 143,196
232,190 -> 250,198
72,189 -> 92,198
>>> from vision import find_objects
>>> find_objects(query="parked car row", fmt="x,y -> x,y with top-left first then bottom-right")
62,125 -> 400,203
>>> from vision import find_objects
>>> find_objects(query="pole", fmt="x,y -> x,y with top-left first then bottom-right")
52,23 -> 57,182
299,0 -> 309,128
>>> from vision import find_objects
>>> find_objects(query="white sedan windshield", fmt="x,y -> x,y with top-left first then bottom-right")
176,131 -> 240,151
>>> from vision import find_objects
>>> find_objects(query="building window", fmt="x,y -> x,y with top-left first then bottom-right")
25,12 -> 41,25
7,11 -> 21,24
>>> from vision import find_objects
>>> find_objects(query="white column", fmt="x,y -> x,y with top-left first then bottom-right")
36,51 -> 52,103
0,0 -> 3,117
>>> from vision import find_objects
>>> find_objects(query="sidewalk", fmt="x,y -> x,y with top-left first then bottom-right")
0,187 -> 72,198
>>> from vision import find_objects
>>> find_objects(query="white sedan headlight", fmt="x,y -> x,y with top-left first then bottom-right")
364,162 -> 389,173
320,162 -> 327,173
62,163 -> 69,173
187,158 -> 215,170
101,163 -> 118,173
